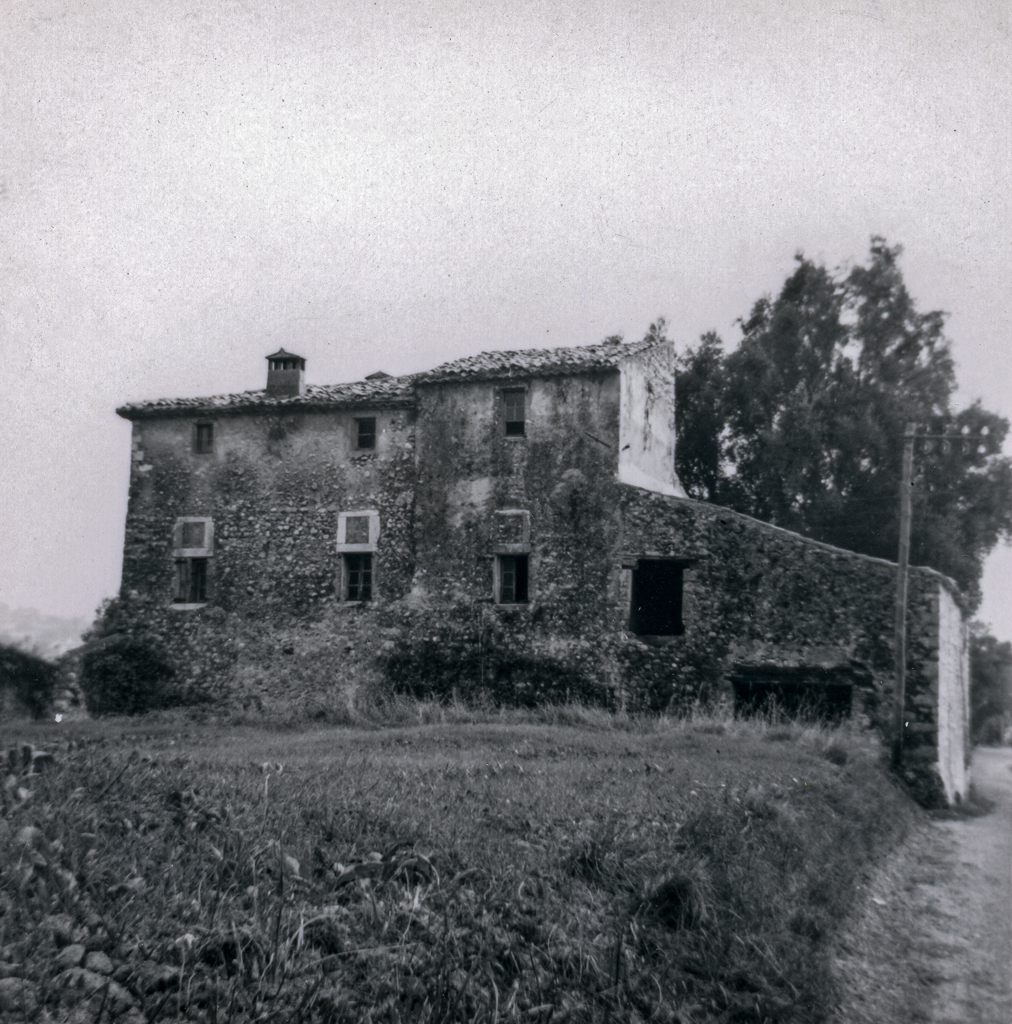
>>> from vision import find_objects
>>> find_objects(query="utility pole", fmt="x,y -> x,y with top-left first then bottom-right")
892,425 -> 916,770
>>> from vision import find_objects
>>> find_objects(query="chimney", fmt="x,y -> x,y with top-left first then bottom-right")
265,348 -> 306,397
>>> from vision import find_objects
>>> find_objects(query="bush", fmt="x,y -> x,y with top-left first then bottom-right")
970,629 -> 1012,744
976,713 -> 1006,747
384,638 -> 606,708
80,638 -> 176,716
381,612 -> 613,708
0,644 -> 57,718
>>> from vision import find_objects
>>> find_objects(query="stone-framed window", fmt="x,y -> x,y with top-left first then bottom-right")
354,417 -> 376,450
337,510 -> 380,601
336,510 -> 380,550
629,559 -> 684,636
172,517 -> 214,607
193,422 -> 214,455
492,510 -> 531,604
500,388 -> 526,437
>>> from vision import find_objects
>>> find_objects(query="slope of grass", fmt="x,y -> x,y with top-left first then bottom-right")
1,709 -> 916,1023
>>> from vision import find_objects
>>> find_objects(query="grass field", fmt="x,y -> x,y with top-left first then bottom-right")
0,706 -> 918,1023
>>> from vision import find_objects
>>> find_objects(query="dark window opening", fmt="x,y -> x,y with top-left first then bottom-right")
630,561 -> 684,636
181,521 -> 206,548
174,558 -> 208,604
345,553 -> 373,601
498,554 -> 529,604
194,423 -> 214,454
502,389 -> 525,437
356,417 -> 376,449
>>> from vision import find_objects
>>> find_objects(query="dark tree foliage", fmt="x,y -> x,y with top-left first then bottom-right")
970,629 -> 1012,744
0,644 -> 57,718
673,239 -> 1012,608
80,638 -> 176,716
673,330 -> 725,501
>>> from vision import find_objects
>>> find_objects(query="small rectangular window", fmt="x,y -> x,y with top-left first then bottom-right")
345,516 -> 370,545
345,553 -> 373,601
356,417 -> 376,450
194,423 -> 214,454
173,517 -> 213,555
498,554 -> 529,604
502,389 -> 525,437
492,509 -> 531,554
181,521 -> 205,549
629,561 -> 684,636
174,557 -> 208,604
336,510 -> 380,551
497,513 -> 525,547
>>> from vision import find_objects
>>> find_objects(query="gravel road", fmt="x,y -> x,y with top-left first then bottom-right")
831,747 -> 1012,1023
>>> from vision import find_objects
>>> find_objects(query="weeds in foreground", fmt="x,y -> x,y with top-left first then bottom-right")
0,713 -> 915,1023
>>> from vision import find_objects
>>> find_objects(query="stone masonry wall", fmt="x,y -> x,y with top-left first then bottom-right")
115,404 -> 416,708
613,490 -> 954,731
410,372 -> 622,609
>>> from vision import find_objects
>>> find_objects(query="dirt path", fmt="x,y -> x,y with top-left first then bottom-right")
830,747 -> 1012,1023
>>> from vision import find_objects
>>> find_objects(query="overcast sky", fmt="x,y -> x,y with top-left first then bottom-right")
2,0 -> 1011,639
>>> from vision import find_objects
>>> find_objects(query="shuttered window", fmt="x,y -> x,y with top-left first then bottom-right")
174,558 -> 208,604
356,418 -> 376,450
502,389 -> 525,436
497,555 -> 529,604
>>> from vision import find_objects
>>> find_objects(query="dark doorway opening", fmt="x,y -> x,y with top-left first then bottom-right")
731,666 -> 855,722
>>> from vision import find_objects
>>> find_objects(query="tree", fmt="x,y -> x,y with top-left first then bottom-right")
674,330 -> 725,501
0,644 -> 57,718
673,239 -> 1012,608
970,628 -> 1012,744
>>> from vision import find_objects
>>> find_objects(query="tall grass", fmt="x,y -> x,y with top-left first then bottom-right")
1,708 -> 914,1022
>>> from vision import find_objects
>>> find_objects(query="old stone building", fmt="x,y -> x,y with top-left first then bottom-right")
114,337 -> 970,802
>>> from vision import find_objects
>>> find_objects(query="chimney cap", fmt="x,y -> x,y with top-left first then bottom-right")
265,347 -> 305,361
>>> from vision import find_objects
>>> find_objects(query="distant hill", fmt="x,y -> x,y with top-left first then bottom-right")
0,603 -> 90,662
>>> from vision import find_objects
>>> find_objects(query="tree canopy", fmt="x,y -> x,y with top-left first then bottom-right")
969,628 -> 1012,743
672,238 -> 1012,609
0,643 -> 57,719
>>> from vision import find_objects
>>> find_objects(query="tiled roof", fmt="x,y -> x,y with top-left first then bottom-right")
117,376 -> 417,419
417,337 -> 654,383
117,339 -> 657,418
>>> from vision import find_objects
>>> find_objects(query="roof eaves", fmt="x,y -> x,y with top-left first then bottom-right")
116,381 -> 417,420
416,339 -> 657,385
